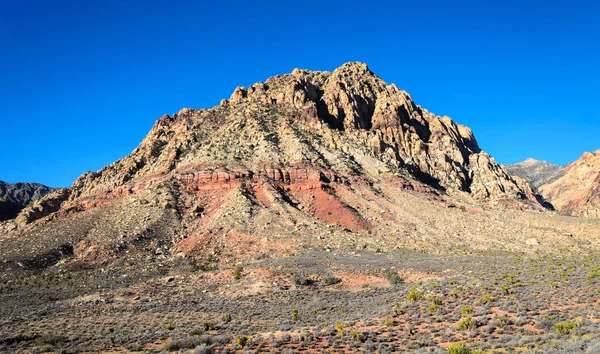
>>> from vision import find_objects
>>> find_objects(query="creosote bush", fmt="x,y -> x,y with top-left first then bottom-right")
384,314 -> 394,327
235,335 -> 252,348
291,308 -> 299,321
335,322 -> 346,336
554,321 -> 577,334
407,288 -> 423,301
480,294 -> 494,304
233,266 -> 243,280
350,329 -> 364,343
383,270 -> 404,286
457,317 -> 475,331
461,306 -> 474,314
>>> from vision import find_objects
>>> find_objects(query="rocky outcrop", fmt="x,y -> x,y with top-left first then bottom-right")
0,181 -> 54,221
469,153 -> 537,201
504,158 -> 565,190
15,188 -> 71,225
214,62 -> 538,203
539,150 -> 600,217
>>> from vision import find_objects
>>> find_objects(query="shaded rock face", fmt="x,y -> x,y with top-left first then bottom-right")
539,150 -> 600,218
0,181 -> 54,221
504,158 -> 565,190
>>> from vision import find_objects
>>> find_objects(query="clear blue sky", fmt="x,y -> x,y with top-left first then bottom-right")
1,0 -> 598,187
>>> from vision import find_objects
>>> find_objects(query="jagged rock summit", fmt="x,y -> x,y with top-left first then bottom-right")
504,158 -> 565,190
67,62 -> 536,203
0,181 -> 54,221
539,149 -> 600,218
1,62 -> 547,269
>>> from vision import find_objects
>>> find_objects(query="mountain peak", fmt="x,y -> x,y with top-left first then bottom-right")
504,159 -> 564,190
6,64 -> 544,233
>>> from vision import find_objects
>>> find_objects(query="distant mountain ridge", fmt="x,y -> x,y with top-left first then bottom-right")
0,181 -> 54,221
504,158 -> 565,190
539,150 -> 600,218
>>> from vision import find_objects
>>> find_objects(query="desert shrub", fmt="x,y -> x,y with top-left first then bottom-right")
428,293 -> 443,305
554,321 -> 577,335
235,335 -> 252,347
428,303 -> 441,313
383,270 -> 404,286
323,276 -> 342,286
291,273 -> 312,286
37,332 -> 66,346
190,327 -> 205,336
335,322 -> 346,336
457,317 -> 476,331
384,314 -> 394,327
392,302 -> 408,315
164,336 -> 207,351
350,329 -> 364,343
447,342 -> 480,354
211,335 -> 230,345
233,266 -> 243,280
461,306 -> 474,314
536,315 -> 555,330
291,308 -> 299,321
480,294 -> 494,304
408,340 -> 424,349
255,253 -> 269,260
193,344 -> 213,354
221,313 -> 232,323
588,266 -> 600,279
125,343 -> 143,351
407,288 -> 423,301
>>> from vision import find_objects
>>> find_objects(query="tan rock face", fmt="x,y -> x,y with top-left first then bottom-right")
539,149 -> 600,217
10,62 -> 543,231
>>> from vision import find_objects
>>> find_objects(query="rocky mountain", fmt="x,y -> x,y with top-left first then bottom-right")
0,62 -> 547,270
504,158 -> 565,190
0,181 -> 54,221
539,149 -> 600,218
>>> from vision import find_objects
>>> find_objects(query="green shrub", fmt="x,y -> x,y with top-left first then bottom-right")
291,308 -> 299,321
407,288 -> 423,301
221,313 -> 232,323
335,322 -> 346,335
461,306 -> 474,314
447,342 -> 478,354
428,293 -> 443,305
235,335 -> 252,347
350,329 -> 364,342
233,265 -> 243,280
480,294 -> 494,304
554,321 -> 577,334
457,317 -> 475,331
428,303 -> 441,313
